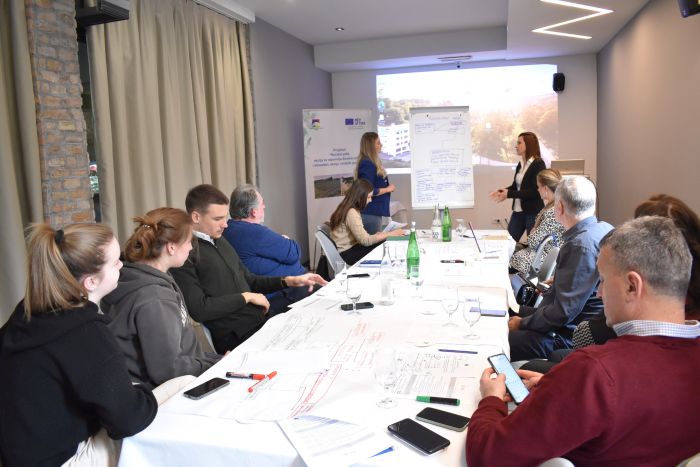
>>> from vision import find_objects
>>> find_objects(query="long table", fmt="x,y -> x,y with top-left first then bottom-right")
119,230 -> 515,466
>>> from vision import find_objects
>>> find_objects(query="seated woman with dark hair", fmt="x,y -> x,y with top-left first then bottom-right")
329,178 -> 406,266
102,207 -> 222,389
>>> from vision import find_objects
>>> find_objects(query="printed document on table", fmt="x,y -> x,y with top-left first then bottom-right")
383,220 -> 407,233
279,415 -> 392,467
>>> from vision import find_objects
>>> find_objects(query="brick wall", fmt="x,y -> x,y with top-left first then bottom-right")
25,0 -> 94,226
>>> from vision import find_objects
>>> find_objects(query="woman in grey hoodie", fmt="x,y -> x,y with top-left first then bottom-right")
102,207 -> 221,388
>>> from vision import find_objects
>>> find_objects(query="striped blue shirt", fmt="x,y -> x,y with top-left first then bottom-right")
613,320 -> 700,339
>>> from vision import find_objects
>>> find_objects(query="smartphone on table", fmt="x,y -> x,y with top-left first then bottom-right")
387,418 -> 450,455
416,407 -> 470,432
183,377 -> 230,400
487,353 -> 530,404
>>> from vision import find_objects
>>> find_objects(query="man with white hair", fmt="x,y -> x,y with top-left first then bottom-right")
508,176 -> 612,360
467,216 -> 700,465
222,184 -> 308,315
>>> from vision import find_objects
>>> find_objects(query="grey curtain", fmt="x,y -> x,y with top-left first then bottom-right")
0,0 -> 43,324
87,0 -> 256,243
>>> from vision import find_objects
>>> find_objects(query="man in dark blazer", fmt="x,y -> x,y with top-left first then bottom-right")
171,184 -> 326,353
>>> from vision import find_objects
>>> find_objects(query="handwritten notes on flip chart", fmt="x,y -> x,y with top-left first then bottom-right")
409,106 -> 474,209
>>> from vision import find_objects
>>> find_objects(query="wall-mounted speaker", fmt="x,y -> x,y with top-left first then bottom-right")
678,0 -> 700,17
553,72 -> 565,93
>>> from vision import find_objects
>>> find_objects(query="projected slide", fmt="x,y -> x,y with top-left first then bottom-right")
377,64 -> 558,174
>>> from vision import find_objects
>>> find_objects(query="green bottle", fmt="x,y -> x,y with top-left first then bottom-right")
442,205 -> 452,242
406,221 -> 420,279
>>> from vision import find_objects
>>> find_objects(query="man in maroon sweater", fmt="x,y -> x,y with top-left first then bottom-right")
467,216 -> 700,466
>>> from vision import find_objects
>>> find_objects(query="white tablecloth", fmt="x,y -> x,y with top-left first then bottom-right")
119,231 -> 515,467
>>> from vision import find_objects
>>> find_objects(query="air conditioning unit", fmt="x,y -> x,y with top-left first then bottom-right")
193,0 -> 255,23
76,0 -> 130,28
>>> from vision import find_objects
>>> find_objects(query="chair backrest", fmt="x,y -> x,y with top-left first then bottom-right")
528,234 -> 556,279
537,246 -> 560,283
315,227 -> 343,278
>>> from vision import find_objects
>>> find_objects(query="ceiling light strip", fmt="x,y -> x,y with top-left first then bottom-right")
533,0 -> 613,40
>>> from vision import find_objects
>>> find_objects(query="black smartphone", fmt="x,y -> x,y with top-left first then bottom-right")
387,418 -> 450,455
340,301 -> 374,311
182,377 -> 230,400
348,273 -> 371,278
416,407 -> 470,432
487,353 -> 530,404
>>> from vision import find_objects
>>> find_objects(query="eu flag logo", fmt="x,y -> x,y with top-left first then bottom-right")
344,118 -> 354,125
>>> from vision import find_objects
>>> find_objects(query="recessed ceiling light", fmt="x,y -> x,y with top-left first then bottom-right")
335,27 -> 344,31
533,0 -> 613,40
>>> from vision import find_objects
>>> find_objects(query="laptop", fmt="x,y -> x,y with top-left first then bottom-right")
551,159 -> 585,175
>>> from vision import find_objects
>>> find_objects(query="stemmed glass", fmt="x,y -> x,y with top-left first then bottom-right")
335,261 -> 347,290
345,277 -> 363,315
374,348 -> 398,408
463,297 -> 481,340
441,287 -> 460,327
409,265 -> 424,298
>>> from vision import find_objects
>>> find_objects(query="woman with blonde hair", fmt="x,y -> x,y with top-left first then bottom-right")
0,223 -> 157,466
329,179 -> 406,266
509,169 -> 565,275
355,131 -> 396,234
490,131 -> 546,241
102,208 -> 221,389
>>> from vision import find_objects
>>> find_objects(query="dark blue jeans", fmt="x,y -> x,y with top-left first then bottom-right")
509,329 -> 572,361
361,213 -> 383,235
508,211 -> 538,242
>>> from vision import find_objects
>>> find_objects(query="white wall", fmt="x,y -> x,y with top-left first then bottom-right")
332,54 -> 599,230
333,54 -> 597,228
249,20 -> 332,264
597,0 -> 700,225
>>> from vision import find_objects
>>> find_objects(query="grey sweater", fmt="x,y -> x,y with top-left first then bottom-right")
102,262 -> 221,388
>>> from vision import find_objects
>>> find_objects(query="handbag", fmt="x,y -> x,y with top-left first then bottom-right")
510,273 -> 540,307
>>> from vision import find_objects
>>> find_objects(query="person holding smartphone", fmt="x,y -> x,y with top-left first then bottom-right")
0,223 -> 157,466
466,217 -> 700,466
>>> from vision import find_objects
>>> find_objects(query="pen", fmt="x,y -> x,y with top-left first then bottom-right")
440,259 -> 464,263
247,371 -> 277,393
438,348 -> 478,354
226,372 -> 265,380
416,396 -> 461,406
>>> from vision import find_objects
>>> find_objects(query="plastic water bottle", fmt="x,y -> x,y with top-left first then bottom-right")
379,243 -> 394,305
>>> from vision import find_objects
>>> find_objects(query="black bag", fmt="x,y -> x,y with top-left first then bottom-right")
510,273 -> 539,307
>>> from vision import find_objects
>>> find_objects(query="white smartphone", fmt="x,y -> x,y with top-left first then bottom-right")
487,353 -> 530,404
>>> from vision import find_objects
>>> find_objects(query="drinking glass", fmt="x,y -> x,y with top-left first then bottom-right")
345,277 -> 363,315
335,260 -> 347,289
441,288 -> 460,327
463,298 -> 481,339
408,265 -> 424,298
374,348 -> 399,408
456,218 -> 466,236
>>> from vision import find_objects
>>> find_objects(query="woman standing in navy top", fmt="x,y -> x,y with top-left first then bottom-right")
490,131 -> 546,241
355,131 -> 395,234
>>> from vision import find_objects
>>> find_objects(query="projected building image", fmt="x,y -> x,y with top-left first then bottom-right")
376,64 -> 559,174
